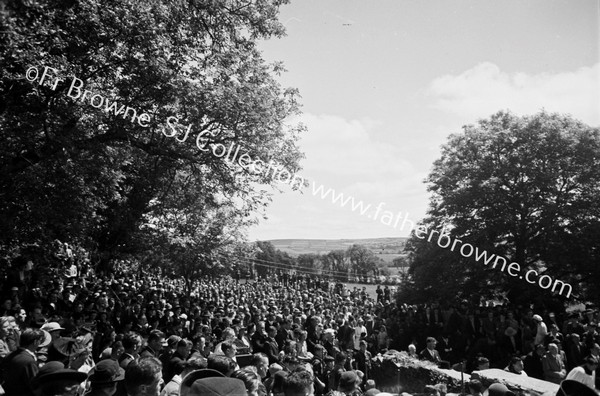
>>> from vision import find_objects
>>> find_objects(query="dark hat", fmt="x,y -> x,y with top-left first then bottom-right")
324,355 -> 335,362
181,369 -> 226,396
556,379 -> 598,396
187,377 -> 246,396
48,337 -> 82,361
339,371 -> 359,392
88,359 -> 125,383
31,361 -> 87,389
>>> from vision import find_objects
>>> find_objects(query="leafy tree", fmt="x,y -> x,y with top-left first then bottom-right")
346,244 -> 378,280
0,0 -> 303,276
400,111 -> 600,305
297,253 -> 321,271
254,241 -> 295,277
321,249 -> 348,281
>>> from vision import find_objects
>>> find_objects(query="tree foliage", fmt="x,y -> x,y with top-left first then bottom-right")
251,242 -> 388,282
0,0 -> 303,274
399,111 -> 600,304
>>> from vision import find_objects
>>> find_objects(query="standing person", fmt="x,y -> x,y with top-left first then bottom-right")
354,341 -> 371,384
565,355 -> 598,391
542,343 -> 567,384
533,314 -> 548,346
353,319 -> 366,351
328,352 -> 346,392
2,328 -> 50,396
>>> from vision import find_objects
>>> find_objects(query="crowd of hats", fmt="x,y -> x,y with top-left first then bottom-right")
1,264 -> 599,395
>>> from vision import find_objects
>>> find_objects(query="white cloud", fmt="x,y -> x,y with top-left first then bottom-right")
297,113 -> 416,177
428,62 -> 600,126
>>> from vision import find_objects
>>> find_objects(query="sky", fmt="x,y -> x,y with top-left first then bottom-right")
247,0 -> 599,241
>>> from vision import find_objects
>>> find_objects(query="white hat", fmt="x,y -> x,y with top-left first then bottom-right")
41,322 -> 64,332
533,314 -> 543,322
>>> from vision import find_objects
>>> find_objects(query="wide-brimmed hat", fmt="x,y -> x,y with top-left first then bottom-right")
39,330 -> 52,348
31,361 -> 88,389
532,314 -> 543,322
186,377 -> 247,396
41,322 -> 65,332
180,369 -> 226,396
88,359 -> 125,383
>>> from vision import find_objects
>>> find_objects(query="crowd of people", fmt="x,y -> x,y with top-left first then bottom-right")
0,260 -> 598,396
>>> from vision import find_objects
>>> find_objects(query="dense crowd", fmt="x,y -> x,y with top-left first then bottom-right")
0,258 -> 598,396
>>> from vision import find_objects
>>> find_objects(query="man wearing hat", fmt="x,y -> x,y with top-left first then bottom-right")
2,328 -> 51,396
30,361 -> 88,396
86,359 -> 125,396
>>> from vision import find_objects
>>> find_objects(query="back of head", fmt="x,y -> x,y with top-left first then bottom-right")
283,369 -> 313,396
21,328 -> 43,347
125,357 -> 162,396
207,354 -> 236,376
231,368 -> 262,395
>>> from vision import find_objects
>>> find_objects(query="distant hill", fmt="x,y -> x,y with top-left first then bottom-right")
266,237 -> 408,263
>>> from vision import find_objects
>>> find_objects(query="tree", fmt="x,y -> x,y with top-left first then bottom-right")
0,0 -> 303,275
346,244 -> 378,280
297,253 -> 321,271
400,111 -> 600,305
254,241 -> 295,278
321,249 -> 348,281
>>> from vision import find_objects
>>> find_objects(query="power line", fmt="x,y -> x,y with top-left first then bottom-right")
217,252 -> 356,279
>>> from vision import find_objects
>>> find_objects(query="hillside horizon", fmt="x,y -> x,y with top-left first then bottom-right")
264,237 -> 408,263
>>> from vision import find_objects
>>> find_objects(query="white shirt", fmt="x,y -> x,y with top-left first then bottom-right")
566,366 -> 596,390
534,322 -> 548,345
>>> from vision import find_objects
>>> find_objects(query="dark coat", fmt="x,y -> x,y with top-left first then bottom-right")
2,348 -> 38,396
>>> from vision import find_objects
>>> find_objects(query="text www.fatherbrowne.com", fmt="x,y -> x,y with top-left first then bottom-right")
26,64 -> 573,298
311,181 -> 573,298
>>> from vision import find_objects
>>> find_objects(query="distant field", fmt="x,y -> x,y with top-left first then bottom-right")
268,237 -> 408,258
